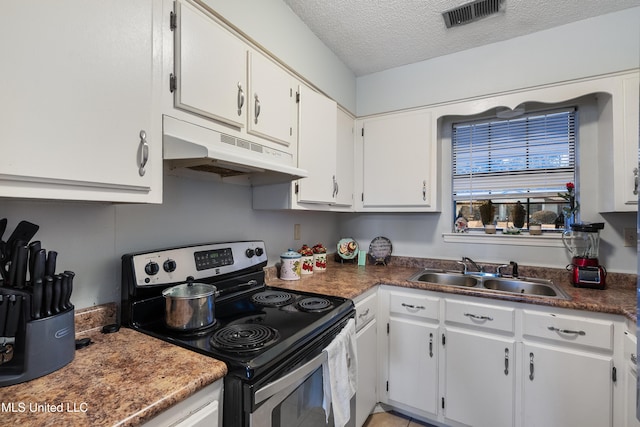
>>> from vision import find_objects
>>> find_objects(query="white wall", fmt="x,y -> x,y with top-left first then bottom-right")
342,7 -> 639,274
202,0 -> 357,113
357,7 -> 640,116
1,175 -> 340,310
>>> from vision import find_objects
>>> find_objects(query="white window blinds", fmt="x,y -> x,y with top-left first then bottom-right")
452,109 -> 576,201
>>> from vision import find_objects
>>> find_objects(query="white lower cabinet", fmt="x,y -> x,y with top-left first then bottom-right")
143,379 -> 223,427
442,298 -> 516,427
625,330 -> 640,427
377,285 -> 625,427
354,290 -> 378,427
522,342 -> 612,427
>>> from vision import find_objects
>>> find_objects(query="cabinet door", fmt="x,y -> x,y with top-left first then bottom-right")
335,108 -> 355,207
356,320 -> 377,427
297,85 -> 337,204
387,317 -> 438,416
523,342 -> 613,427
362,111 -> 434,209
174,0 -> 246,128
443,328 -> 515,427
1,0 -> 160,202
248,51 -> 296,147
620,75 -> 639,208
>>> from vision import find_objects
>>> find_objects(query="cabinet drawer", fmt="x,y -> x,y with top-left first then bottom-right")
355,292 -> 377,331
389,292 -> 439,320
444,299 -> 515,334
522,310 -> 614,351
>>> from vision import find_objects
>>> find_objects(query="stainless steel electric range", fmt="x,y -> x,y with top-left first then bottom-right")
121,241 -> 355,427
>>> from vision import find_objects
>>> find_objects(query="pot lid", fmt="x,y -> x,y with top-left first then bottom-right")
162,282 -> 217,299
281,249 -> 302,259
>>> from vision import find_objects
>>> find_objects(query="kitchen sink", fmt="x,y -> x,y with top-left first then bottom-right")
412,272 -> 479,287
408,270 -> 571,300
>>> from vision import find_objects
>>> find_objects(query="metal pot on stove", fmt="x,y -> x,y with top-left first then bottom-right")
162,279 -> 218,330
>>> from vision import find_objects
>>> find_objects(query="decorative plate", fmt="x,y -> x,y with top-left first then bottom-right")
337,238 -> 358,260
368,236 -> 392,265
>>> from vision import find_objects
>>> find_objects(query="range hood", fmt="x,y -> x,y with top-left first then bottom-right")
163,115 -> 307,185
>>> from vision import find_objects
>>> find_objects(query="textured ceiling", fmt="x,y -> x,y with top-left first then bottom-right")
282,0 -> 640,76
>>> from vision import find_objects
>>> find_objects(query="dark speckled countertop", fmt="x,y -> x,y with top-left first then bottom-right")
0,304 -> 227,427
267,256 -> 637,322
1,256 -> 635,427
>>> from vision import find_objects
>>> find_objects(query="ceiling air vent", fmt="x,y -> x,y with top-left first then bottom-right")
443,0 -> 505,28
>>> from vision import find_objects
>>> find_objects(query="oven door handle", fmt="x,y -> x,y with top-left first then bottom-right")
254,350 -> 327,406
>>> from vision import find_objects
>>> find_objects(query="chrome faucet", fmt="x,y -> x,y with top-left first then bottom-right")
459,257 -> 484,274
497,261 -> 519,278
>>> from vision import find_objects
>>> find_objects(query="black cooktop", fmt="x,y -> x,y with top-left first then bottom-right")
131,286 -> 354,379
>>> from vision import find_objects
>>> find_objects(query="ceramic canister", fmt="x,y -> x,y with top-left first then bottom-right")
280,249 -> 302,280
313,252 -> 327,272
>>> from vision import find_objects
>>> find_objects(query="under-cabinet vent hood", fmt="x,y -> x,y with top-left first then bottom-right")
163,115 -> 307,185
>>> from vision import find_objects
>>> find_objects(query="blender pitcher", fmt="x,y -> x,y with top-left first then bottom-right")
562,222 -> 606,288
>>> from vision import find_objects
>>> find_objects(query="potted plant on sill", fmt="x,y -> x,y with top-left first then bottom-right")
479,200 -> 496,234
511,201 -> 526,229
529,220 -> 542,235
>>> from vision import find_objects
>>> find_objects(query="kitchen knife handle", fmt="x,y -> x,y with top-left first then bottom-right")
14,245 -> 28,289
28,241 -> 41,279
32,278 -> 42,320
46,251 -> 58,277
43,275 -> 53,317
63,271 -> 75,310
52,274 -> 62,314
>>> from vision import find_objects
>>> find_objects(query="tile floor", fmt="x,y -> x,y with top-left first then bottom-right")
363,407 -> 435,427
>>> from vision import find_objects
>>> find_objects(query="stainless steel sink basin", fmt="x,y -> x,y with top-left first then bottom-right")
413,272 -> 479,287
408,270 -> 571,300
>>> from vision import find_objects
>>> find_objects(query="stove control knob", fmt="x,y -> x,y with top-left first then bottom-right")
255,247 -> 264,257
145,261 -> 160,276
246,248 -> 255,258
163,259 -> 177,273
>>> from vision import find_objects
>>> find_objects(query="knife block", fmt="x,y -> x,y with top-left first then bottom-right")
0,308 -> 75,387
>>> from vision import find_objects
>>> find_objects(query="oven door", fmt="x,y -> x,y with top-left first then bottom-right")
250,351 -> 355,427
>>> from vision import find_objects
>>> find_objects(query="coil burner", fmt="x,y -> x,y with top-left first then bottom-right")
251,290 -> 294,307
210,324 -> 280,353
297,297 -> 332,312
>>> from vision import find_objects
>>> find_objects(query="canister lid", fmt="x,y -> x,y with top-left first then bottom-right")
570,222 -> 605,232
281,249 -> 302,259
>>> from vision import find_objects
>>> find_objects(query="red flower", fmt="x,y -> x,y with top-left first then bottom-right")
566,182 -> 575,191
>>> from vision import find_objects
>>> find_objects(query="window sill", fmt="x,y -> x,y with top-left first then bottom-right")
442,232 -> 564,247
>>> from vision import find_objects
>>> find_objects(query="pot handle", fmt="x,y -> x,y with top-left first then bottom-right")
216,279 -> 258,297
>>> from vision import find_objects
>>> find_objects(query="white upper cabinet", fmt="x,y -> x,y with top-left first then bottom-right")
0,0 -> 162,203
297,85 -> 338,204
248,51 -> 297,147
598,72 -> 639,212
335,108 -> 355,207
358,110 -> 439,211
173,0 -> 246,128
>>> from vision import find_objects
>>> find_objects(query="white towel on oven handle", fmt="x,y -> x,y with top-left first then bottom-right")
322,318 -> 357,427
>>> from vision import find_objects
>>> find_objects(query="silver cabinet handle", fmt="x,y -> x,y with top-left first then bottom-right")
632,353 -> 638,364
464,312 -> 493,321
332,175 -> 338,198
422,180 -> 427,201
429,333 -> 433,358
237,82 -> 245,116
401,302 -> 425,310
547,326 -> 585,336
504,348 -> 509,375
358,308 -> 370,318
254,94 -> 261,124
138,130 -> 149,177
634,167 -> 639,196
529,352 -> 535,381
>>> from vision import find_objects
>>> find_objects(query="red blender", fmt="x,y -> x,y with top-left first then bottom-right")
562,222 -> 606,289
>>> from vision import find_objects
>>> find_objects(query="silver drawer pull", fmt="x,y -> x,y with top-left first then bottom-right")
402,303 -> 425,310
632,353 -> 638,364
464,312 -> 493,321
358,308 -> 370,318
547,326 -> 586,336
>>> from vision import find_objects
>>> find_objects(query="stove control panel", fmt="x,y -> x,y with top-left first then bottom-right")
129,241 -> 267,287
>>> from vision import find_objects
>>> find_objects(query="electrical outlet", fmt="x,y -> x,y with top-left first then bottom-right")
623,227 -> 637,247
294,224 -> 301,240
